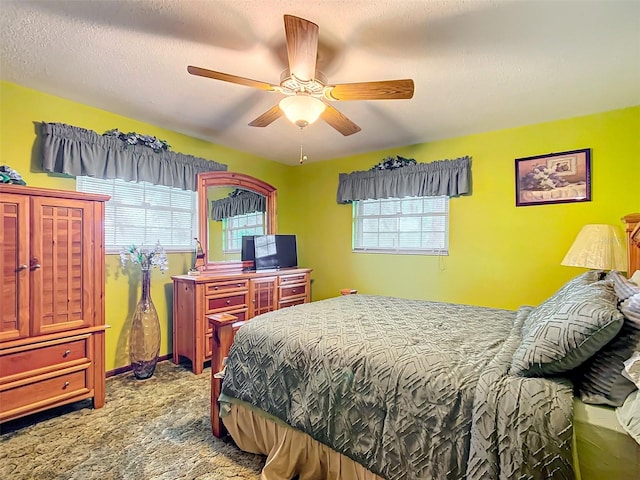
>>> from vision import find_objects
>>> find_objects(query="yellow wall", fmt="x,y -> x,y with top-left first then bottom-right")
292,106 -> 640,309
0,81 -> 292,371
2,80 -> 639,371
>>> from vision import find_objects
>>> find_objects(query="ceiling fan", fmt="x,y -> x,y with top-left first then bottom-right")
187,14 -> 414,136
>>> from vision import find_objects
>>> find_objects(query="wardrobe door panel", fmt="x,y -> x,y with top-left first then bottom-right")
31,198 -> 94,336
0,194 -> 30,341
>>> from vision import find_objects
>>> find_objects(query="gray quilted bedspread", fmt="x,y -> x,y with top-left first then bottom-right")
221,295 -> 574,480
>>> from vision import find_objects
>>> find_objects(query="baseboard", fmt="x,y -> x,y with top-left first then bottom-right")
106,354 -> 173,378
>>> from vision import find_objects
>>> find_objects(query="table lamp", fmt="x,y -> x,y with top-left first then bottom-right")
561,224 -> 627,272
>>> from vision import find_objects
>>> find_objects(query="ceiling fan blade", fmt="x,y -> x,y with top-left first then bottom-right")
320,104 -> 361,136
248,104 -> 283,127
327,79 -> 415,101
284,15 -> 319,81
187,65 -> 278,91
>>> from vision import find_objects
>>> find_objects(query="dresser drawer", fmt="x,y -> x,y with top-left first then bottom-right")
279,273 -> 309,285
0,336 -> 89,382
205,279 -> 248,295
205,294 -> 248,313
280,284 -> 307,300
205,332 -> 213,358
0,368 -> 89,416
279,297 -> 306,309
205,309 -> 247,335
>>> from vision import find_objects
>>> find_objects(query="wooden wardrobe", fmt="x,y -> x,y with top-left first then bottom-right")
0,184 -> 109,423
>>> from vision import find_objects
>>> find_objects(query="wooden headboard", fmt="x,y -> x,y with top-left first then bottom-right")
623,213 -> 640,277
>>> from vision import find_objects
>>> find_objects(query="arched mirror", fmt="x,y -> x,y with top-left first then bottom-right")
197,171 -> 277,274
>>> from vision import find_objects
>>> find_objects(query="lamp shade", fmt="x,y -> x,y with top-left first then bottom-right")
561,224 -> 627,271
279,95 -> 326,128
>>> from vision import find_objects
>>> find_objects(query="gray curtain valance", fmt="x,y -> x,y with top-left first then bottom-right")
210,190 -> 266,221
41,122 -> 227,191
337,156 -> 471,203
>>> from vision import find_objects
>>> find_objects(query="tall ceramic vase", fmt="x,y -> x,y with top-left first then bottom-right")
129,268 -> 161,379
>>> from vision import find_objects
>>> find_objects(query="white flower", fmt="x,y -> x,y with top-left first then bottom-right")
120,242 -> 168,272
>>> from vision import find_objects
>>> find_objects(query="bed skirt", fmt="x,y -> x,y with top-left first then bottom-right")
221,399 -> 384,480
221,395 -> 639,480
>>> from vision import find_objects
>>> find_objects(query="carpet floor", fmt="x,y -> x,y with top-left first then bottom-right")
0,361 -> 265,479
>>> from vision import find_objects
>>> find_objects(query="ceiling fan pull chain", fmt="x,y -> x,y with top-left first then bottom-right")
299,127 -> 307,164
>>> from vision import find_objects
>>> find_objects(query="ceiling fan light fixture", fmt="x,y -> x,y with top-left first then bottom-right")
279,95 -> 326,128
187,15 -> 413,135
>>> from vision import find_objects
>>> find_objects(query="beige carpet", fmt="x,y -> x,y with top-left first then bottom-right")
0,361 -> 265,479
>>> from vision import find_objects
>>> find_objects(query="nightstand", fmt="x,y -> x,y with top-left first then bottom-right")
340,288 -> 358,295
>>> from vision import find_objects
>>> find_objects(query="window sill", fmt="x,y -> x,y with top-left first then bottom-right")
352,248 -> 449,256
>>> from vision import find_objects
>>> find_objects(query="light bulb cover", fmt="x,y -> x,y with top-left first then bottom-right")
279,95 -> 326,128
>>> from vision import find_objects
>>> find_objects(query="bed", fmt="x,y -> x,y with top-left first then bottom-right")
211,213 -> 640,479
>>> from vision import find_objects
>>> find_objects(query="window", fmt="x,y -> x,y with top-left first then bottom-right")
222,211 -> 265,253
353,196 -> 449,254
76,177 -> 198,253
253,233 -> 276,257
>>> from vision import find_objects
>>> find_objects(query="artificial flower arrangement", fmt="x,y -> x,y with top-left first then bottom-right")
120,242 -> 169,272
0,165 -> 27,185
104,129 -> 171,153
369,155 -> 417,171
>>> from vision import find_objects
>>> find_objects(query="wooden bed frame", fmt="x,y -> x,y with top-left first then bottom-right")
624,213 -> 640,276
209,312 -> 245,437
209,213 -> 640,439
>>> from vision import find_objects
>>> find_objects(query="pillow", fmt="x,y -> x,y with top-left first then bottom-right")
623,350 -> 640,390
575,292 -> 640,406
616,390 -> 640,445
520,270 -> 602,338
510,279 -> 624,377
608,270 -> 640,300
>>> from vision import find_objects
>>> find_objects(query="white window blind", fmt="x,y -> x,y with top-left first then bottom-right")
76,177 -> 198,253
223,211 -> 265,253
353,196 -> 449,254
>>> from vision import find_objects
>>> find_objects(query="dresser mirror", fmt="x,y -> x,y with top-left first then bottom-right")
197,171 -> 277,273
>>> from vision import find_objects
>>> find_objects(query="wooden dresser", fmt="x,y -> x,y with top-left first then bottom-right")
0,185 -> 109,423
172,268 -> 311,374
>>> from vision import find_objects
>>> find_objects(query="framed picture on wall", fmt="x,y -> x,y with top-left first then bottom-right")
515,148 -> 591,207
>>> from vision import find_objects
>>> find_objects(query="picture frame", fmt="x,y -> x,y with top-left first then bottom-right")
515,148 -> 591,207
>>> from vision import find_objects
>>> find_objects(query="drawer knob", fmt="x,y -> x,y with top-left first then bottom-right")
226,300 -> 231,305
292,289 -> 297,293
63,381 -> 70,389
17,264 -> 28,271
214,286 -> 219,290
63,350 -> 71,357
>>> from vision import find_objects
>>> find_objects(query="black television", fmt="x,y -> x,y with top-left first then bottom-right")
254,234 -> 298,271
240,235 -> 256,265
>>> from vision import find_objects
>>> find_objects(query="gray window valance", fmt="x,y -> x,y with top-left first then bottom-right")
337,156 -> 471,203
210,190 -> 266,221
40,122 -> 227,191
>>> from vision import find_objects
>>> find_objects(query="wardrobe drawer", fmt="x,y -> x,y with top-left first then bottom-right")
204,279 -> 248,295
0,369 -> 89,415
0,337 -> 89,380
205,294 -> 248,313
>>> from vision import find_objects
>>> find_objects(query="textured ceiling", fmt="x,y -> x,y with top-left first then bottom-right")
1,0 -> 639,165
